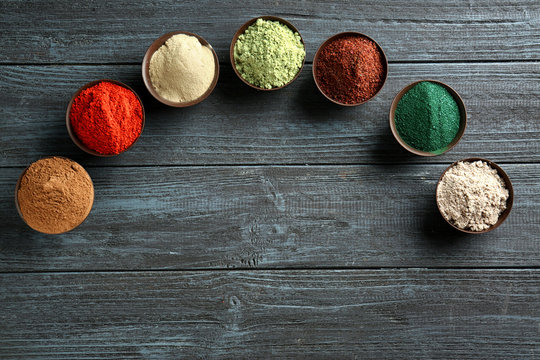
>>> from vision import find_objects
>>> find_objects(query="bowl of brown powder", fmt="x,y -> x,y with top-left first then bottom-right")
436,158 -> 513,234
15,156 -> 94,234
142,31 -> 219,107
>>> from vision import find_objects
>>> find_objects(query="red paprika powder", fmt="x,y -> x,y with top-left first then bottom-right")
315,34 -> 385,104
70,81 -> 143,155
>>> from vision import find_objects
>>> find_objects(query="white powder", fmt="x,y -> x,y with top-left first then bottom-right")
437,161 -> 509,231
149,34 -> 215,103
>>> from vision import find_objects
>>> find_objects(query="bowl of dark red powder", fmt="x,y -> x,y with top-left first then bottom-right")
67,79 -> 145,156
313,32 -> 387,106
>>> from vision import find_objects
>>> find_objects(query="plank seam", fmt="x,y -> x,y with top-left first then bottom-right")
0,59 -> 539,66
1,266 -> 540,275
1,161 -> 539,169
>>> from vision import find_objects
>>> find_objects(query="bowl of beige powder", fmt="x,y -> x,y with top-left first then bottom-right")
436,158 -> 513,234
143,31 -> 219,107
15,156 -> 94,234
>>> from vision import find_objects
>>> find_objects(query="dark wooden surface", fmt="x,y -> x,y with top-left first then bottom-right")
1,270 -> 539,359
0,1 -> 539,358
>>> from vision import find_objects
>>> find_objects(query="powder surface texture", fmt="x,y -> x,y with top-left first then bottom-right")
149,34 -> 215,103
315,35 -> 385,104
17,157 -> 94,234
70,81 -> 143,155
234,18 -> 305,89
437,161 -> 509,231
395,81 -> 460,153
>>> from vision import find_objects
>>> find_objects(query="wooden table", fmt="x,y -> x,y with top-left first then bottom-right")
1,1 -> 539,358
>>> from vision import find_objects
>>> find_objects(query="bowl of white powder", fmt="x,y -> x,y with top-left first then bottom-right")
142,31 -> 219,107
436,158 -> 513,234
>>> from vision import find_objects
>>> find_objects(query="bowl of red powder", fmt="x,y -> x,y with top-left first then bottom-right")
313,32 -> 388,106
66,80 -> 145,156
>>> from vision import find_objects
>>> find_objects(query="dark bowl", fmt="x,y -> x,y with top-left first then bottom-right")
66,79 -> 145,157
312,32 -> 388,106
142,31 -> 219,107
436,157 -> 514,234
15,156 -> 95,234
230,16 -> 306,91
389,79 -> 467,156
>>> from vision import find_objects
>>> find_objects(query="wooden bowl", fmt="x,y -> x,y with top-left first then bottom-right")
66,79 -> 145,157
389,80 -> 467,156
436,158 -> 514,234
230,16 -> 306,91
312,32 -> 388,106
15,156 -> 94,234
142,31 -> 219,107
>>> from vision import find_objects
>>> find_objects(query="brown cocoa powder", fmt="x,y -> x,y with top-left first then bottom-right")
17,157 -> 94,234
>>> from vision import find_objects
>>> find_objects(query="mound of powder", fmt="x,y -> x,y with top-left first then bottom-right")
17,157 -> 94,234
315,35 -> 385,104
234,18 -> 305,89
395,81 -> 461,153
437,161 -> 509,231
70,81 -> 143,155
149,33 -> 215,103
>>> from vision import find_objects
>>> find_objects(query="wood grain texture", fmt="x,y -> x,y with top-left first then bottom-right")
1,1 -> 539,357
0,269 -> 538,359
1,164 -> 538,271
0,0 -> 538,63
0,62 -> 538,167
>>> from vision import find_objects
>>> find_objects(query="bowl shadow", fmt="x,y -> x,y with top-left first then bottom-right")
420,195 -> 470,248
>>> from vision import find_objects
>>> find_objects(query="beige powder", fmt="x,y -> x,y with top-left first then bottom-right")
149,34 -> 215,103
437,161 -> 509,231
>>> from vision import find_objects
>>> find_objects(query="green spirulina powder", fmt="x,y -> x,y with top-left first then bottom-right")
395,81 -> 461,153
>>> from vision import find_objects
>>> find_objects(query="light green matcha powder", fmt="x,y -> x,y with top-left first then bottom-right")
234,18 -> 305,89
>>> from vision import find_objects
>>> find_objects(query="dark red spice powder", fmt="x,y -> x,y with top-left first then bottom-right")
315,35 -> 385,104
70,82 -> 143,155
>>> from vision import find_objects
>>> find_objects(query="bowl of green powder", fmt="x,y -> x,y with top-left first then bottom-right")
230,16 -> 306,90
143,31 -> 219,107
389,80 -> 467,156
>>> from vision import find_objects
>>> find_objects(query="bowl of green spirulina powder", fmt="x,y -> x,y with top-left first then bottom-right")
389,80 -> 467,156
231,16 -> 306,90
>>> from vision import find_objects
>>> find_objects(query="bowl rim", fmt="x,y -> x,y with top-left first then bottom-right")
312,31 -> 388,106
66,79 -> 145,157
436,157 -> 514,234
230,15 -> 306,91
389,79 -> 467,156
15,156 -> 95,235
142,30 -> 220,107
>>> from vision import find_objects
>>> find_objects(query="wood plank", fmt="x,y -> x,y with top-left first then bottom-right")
0,62 -> 538,167
0,0 -> 538,63
1,164 -> 538,271
0,269 -> 538,359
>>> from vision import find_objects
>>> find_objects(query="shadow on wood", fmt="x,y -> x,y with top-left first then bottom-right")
420,193 -> 470,247
294,73 -> 347,121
